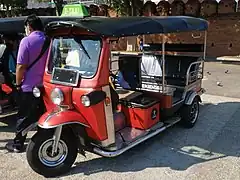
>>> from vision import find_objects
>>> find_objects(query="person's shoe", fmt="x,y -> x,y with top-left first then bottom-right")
5,141 -> 24,153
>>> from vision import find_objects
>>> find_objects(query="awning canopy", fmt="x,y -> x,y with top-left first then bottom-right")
46,16 -> 209,37
0,16 -> 79,34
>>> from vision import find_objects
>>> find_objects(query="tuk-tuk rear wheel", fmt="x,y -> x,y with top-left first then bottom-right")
180,97 -> 200,128
26,128 -> 78,177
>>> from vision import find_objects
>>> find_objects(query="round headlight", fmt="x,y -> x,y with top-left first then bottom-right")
33,87 -> 41,98
81,95 -> 90,107
50,88 -> 64,105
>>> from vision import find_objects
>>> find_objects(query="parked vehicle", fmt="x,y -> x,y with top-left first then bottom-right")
25,16 -> 208,177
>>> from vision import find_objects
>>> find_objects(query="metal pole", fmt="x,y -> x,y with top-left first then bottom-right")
162,35 -> 165,93
236,0 -> 239,12
203,31 -> 207,60
52,126 -> 63,155
202,31 -> 207,79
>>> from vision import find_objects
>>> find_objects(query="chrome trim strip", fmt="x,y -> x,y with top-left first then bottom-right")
40,107 -> 90,129
44,108 -> 62,124
172,99 -> 184,107
93,117 -> 181,157
101,85 -> 116,147
39,121 -> 90,129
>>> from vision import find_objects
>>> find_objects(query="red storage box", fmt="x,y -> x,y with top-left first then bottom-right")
121,95 -> 160,130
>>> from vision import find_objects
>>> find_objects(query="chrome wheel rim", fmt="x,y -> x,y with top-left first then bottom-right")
190,101 -> 199,123
38,139 -> 68,167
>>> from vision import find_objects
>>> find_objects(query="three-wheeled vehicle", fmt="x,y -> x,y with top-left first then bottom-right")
25,16 -> 208,177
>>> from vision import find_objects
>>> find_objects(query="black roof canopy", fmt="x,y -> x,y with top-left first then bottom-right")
0,16 -> 82,34
0,16 -> 209,36
46,16 -> 209,37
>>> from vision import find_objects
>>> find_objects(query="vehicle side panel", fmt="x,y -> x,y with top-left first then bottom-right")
72,88 -> 108,141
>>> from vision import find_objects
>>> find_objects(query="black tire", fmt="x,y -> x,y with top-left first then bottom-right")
180,97 -> 200,128
26,128 -> 78,178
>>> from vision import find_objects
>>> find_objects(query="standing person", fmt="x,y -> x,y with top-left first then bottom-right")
5,14 -> 49,153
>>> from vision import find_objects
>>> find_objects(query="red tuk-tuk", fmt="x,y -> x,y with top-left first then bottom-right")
25,16 -> 208,177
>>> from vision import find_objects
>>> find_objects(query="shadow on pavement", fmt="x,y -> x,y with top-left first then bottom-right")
0,112 -> 30,152
0,100 -> 240,178
60,101 -> 240,177
0,114 -> 17,133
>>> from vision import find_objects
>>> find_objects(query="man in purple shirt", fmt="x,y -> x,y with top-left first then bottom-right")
6,14 -> 48,152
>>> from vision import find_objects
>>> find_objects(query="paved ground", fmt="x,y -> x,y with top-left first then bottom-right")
0,62 -> 240,180
202,62 -> 240,98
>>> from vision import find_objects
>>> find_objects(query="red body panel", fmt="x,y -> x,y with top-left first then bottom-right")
144,91 -> 173,109
121,103 -> 160,130
72,88 -> 108,141
39,38 -> 111,142
38,109 -> 89,128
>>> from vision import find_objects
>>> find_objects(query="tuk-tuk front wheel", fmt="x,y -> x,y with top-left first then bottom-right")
26,128 -> 78,177
180,97 -> 200,128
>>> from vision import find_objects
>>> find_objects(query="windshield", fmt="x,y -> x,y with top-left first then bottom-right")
48,36 -> 101,78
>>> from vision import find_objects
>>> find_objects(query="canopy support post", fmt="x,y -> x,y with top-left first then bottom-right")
109,40 -> 112,70
162,35 -> 166,93
202,31 -> 207,79
203,31 -> 207,60
236,0 -> 239,12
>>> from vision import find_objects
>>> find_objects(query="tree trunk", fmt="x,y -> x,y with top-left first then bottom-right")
123,0 -> 131,16
54,0 -> 63,16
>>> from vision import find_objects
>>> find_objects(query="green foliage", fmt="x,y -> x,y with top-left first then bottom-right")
111,0 -> 143,16
37,0 -> 143,16
38,0 -> 64,16
111,0 -> 130,16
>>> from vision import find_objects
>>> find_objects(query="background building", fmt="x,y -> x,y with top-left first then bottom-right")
0,0 -> 239,58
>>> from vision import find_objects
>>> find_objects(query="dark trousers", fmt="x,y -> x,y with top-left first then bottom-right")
14,92 -> 44,145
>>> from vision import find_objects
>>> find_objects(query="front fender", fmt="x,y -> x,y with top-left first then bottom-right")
38,109 -> 90,129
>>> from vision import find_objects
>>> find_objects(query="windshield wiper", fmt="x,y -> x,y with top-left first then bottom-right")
78,39 -> 91,60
